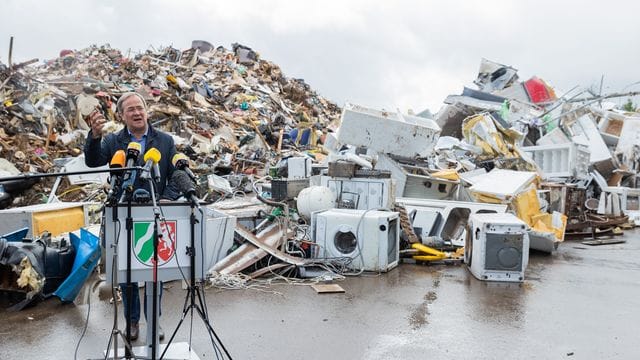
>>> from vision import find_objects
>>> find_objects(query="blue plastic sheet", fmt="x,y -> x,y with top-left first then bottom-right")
53,228 -> 101,302
0,227 -> 29,242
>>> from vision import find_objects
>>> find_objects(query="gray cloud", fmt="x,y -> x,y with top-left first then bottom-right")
2,0 -> 640,113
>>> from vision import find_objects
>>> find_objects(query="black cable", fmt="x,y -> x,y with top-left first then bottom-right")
73,270 -> 93,360
198,207 -> 209,319
104,218 -> 122,360
197,207 -> 225,360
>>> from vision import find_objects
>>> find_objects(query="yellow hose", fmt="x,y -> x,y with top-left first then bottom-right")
413,255 -> 446,261
411,243 -> 446,261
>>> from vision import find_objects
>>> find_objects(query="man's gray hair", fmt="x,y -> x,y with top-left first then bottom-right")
116,92 -> 148,113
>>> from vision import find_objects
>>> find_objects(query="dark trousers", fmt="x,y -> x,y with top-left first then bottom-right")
120,282 -> 163,324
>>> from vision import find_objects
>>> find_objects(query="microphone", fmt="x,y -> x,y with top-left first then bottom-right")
132,188 -> 151,203
152,161 -> 161,184
109,149 -> 126,176
107,150 -> 125,203
122,142 -> 141,184
140,148 -> 161,181
172,153 -> 197,183
171,169 -> 199,207
124,142 -> 141,169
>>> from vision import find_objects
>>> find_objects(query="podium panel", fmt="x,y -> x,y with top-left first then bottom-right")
104,202 -> 205,283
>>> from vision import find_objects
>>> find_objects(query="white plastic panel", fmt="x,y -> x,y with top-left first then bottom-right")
337,103 -> 441,158
522,143 -> 589,179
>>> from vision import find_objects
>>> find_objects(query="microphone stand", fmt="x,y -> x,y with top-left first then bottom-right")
123,179 -> 137,359
161,194 -> 232,360
109,174 -> 127,359
93,174 -> 143,360
143,175 -> 161,359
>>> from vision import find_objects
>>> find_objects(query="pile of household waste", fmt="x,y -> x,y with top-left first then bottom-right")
0,40 -> 340,208
0,39 -> 340,307
207,58 -> 640,287
2,43 -> 640,306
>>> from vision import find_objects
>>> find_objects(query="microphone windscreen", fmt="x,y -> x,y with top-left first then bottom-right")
143,147 -> 161,163
172,169 -> 195,194
171,153 -> 189,167
132,188 -> 151,203
110,150 -> 126,168
127,142 -> 142,155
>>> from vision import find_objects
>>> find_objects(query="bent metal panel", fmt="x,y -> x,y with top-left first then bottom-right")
104,202 -> 205,283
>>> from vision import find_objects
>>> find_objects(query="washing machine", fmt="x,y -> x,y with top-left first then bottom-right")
312,209 -> 399,272
465,213 -> 529,282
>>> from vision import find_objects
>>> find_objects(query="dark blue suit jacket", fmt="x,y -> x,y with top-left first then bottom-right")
84,124 -> 179,200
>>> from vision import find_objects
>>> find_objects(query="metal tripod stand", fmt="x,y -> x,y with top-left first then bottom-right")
99,192 -> 145,360
160,201 -> 232,359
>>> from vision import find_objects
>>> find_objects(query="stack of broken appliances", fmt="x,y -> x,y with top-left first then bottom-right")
208,58 -> 640,287
2,44 -> 639,306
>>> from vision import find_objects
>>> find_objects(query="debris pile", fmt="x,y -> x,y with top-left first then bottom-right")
2,43 -> 640,301
433,58 -> 640,239
223,57 -> 640,285
0,41 -> 341,206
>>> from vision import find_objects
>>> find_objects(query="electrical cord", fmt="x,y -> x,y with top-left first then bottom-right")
198,207 -> 211,320
344,208 -> 394,277
73,255 -> 100,360
104,218 -> 122,360
73,280 -> 91,360
251,175 -> 290,251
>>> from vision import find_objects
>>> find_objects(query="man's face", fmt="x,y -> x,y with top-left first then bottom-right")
120,95 -> 148,134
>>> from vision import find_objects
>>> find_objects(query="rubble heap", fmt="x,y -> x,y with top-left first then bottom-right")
0,41 -> 341,206
433,58 -> 640,237
3,48 -> 640,300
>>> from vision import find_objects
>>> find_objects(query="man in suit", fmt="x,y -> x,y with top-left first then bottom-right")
84,91 -> 177,341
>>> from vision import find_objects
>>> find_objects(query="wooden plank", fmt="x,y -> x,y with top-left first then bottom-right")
248,263 -> 292,279
310,284 -> 345,294
277,128 -> 283,154
44,114 -> 54,153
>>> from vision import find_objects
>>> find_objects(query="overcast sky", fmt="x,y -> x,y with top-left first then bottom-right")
2,0 -> 640,113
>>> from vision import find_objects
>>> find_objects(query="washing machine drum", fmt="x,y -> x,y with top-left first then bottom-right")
496,247 -> 522,269
485,233 -> 524,271
334,229 -> 357,254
